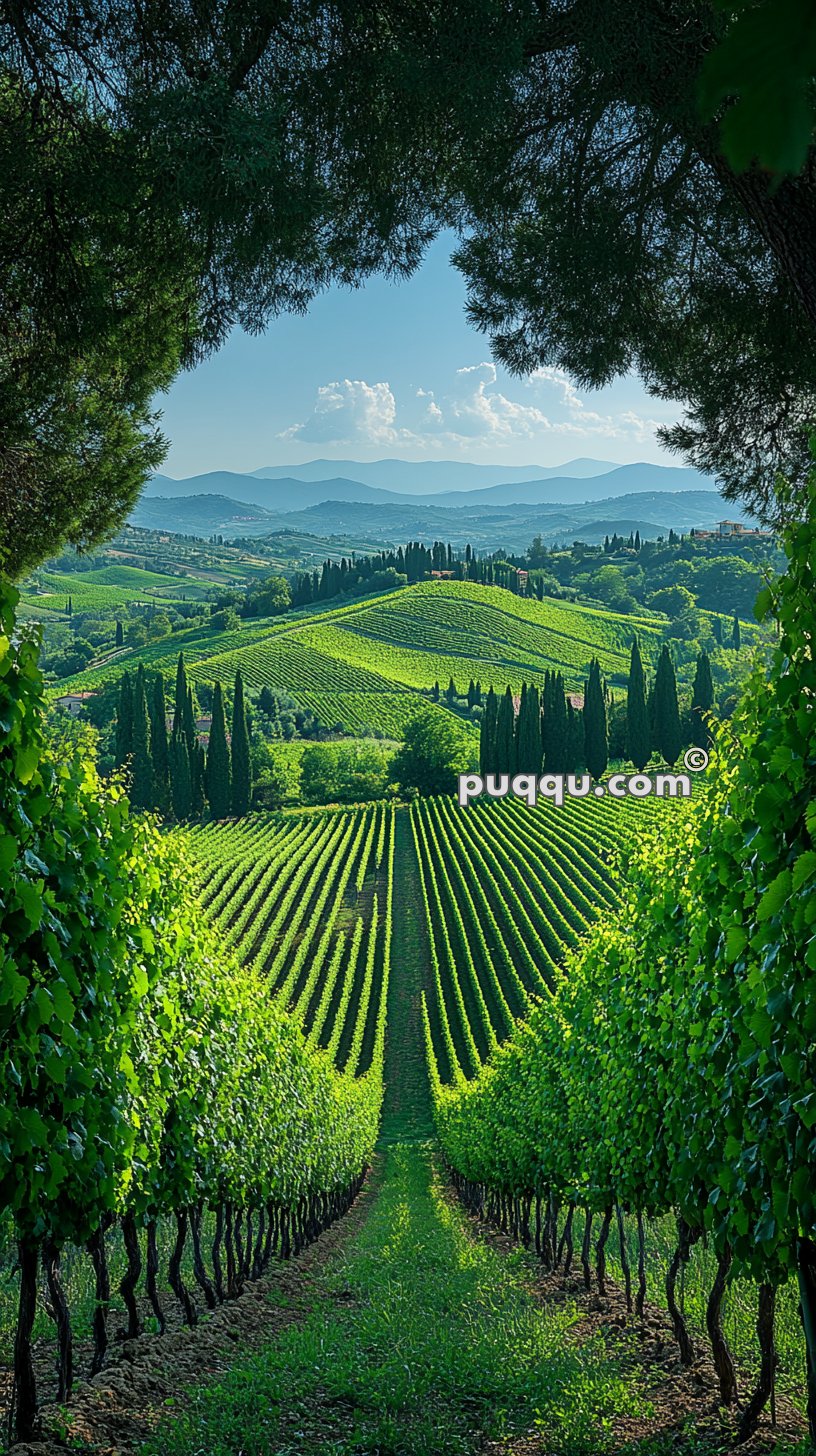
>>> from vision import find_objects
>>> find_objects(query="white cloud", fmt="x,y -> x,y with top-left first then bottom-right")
282,379 -> 413,446
280,366 -> 670,455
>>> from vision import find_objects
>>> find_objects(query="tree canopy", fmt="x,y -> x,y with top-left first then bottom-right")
3,0 -> 816,576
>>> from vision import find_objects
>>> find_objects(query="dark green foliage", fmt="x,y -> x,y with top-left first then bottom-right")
731,612 -> 742,650
0,4 -> 521,576
192,742 -> 206,819
653,646 -> 682,766
480,687 -> 498,776
626,638 -> 651,772
691,650 -> 715,750
115,620 -> 123,647
453,5 -> 816,522
184,686 -> 198,759
5,0 -> 816,576
541,670 -> 568,773
173,655 -> 187,738
115,672 -> 133,768
565,700 -> 584,774
390,709 -> 473,797
582,660 -> 607,780
170,729 -> 192,820
445,676 -> 458,706
148,674 -> 170,814
699,0 -> 816,175
130,666 -> 153,810
514,682 -> 542,775
495,687 -> 516,776
205,682 -> 231,819
230,669 -> 252,817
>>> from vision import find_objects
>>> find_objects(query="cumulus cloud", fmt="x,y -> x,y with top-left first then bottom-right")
280,366 -> 670,454
282,378 -> 413,446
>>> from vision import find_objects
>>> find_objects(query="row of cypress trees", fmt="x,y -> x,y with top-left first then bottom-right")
479,641 -> 715,780
479,671 -> 587,778
115,654 -> 252,819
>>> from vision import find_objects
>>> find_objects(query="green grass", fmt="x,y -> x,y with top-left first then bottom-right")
141,1143 -> 652,1456
49,575 -> 716,706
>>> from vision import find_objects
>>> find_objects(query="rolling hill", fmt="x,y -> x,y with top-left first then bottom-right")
51,577 -> 710,738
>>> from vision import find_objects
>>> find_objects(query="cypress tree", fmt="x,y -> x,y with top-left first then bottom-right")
173,652 -> 187,735
230,669 -> 252,816
115,619 -> 124,647
647,680 -> 657,750
149,674 -> 170,813
626,637 -> 651,771
130,665 -> 153,810
654,645 -> 682,765
205,681 -> 231,818
445,675 -> 457,705
495,686 -> 516,774
731,612 -> 741,650
170,729 -> 192,819
515,682 -> 542,773
551,673 -> 569,771
183,685 -> 196,752
583,658 -> 608,780
174,653 -> 197,757
191,742 -> 206,818
541,670 -> 568,772
480,687 -> 498,775
712,616 -> 723,646
691,649 -> 715,749
115,672 -> 134,768
565,699 -> 584,772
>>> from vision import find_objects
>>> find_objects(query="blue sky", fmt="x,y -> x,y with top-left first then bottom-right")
158,234 -> 679,479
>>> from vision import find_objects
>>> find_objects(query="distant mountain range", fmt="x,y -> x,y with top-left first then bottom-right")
132,481 -> 743,554
146,458 -> 717,515
247,456 -> 624,492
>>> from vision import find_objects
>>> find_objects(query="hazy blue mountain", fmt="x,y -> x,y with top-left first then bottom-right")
144,473 -> 394,509
222,489 -> 742,553
420,463 -> 715,507
130,494 -> 288,533
147,461 -> 717,514
248,457 -> 622,492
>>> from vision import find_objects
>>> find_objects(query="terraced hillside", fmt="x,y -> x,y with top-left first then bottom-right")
49,578 -> 689,736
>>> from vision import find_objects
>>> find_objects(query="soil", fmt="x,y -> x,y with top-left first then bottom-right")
4,1171 -> 376,1456
465,1208 -> 806,1456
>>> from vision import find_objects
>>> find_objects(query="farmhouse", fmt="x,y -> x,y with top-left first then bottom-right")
54,691 -> 96,716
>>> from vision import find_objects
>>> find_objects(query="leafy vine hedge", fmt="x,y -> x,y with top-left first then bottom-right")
0,578 -> 382,1442
431,469 -> 816,1441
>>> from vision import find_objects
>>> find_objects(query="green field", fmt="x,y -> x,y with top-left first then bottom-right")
47,577 -> 709,739
189,805 -> 393,1073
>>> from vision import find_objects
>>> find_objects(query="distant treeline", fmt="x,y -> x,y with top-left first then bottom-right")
480,642 -> 715,779
283,542 -> 523,612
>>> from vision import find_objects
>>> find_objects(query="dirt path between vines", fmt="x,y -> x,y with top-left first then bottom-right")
6,1170 -> 379,1456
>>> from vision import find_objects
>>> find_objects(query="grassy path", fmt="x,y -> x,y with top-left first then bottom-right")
141,804 -> 652,1456
379,804 -> 434,1143
143,1144 -> 652,1456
